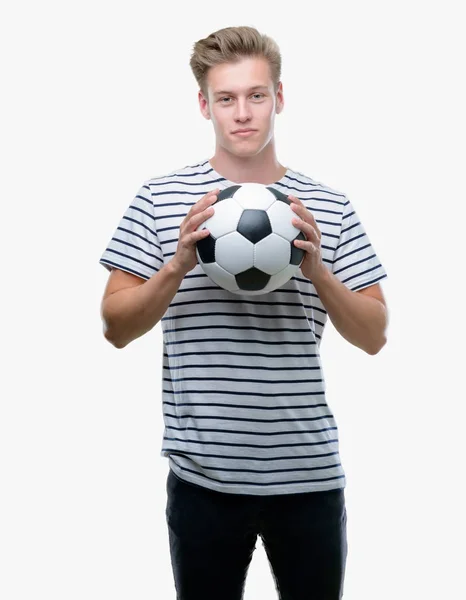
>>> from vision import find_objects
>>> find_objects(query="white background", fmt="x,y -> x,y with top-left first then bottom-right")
1,0 -> 465,598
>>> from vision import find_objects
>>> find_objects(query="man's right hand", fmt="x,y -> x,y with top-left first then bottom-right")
170,188 -> 220,276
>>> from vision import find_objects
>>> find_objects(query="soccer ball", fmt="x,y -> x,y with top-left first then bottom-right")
195,183 -> 306,295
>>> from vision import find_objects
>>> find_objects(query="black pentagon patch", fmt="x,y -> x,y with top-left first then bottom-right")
290,232 -> 306,265
237,210 -> 272,243
217,185 -> 241,202
196,233 -> 216,263
266,186 -> 290,205
236,267 -> 271,291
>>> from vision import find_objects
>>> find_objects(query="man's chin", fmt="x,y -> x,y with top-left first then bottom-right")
228,144 -> 262,158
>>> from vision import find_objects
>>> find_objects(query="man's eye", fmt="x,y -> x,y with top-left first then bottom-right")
219,94 -> 265,103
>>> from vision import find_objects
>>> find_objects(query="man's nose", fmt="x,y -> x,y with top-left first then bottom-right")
234,99 -> 252,121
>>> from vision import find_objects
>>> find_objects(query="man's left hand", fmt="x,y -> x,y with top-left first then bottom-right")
288,194 -> 326,282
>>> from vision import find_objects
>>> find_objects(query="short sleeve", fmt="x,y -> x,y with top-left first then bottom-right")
99,181 -> 164,280
331,197 -> 387,291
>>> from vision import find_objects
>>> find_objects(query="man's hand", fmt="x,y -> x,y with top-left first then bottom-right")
288,194 -> 326,281
171,188 -> 220,277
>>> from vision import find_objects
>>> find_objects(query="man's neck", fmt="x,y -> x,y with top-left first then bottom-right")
209,153 -> 287,186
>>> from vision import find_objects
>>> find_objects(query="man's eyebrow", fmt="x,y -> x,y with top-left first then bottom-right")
213,85 -> 269,96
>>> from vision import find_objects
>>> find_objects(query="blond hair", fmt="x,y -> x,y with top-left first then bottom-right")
189,26 -> 282,98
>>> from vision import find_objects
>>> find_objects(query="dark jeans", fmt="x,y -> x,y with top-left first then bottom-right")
165,469 -> 348,600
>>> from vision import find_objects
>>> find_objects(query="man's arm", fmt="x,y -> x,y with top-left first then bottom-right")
311,264 -> 388,355
100,262 -> 186,349
100,188 -> 220,349
287,193 -> 388,355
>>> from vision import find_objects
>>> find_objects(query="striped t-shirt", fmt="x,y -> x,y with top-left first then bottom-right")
99,158 -> 388,496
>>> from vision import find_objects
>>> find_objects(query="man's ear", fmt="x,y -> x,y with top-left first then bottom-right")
198,90 -> 211,120
275,81 -> 284,114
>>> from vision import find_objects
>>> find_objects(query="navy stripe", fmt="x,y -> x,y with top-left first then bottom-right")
171,463 -> 345,487
341,264 -> 382,284
164,338 -> 317,346
163,389 -> 326,397
162,449 -> 339,460
352,273 -> 387,291
164,350 -> 319,359
164,364 -> 321,371
164,376 -> 323,385
164,413 -> 333,424
149,167 -> 215,181
332,243 -> 372,265
122,215 -> 157,237
111,237 -> 162,261
275,181 -> 347,201
163,401 -> 328,410
340,221 -> 361,235
175,464 -> 342,475
134,192 -> 152,205
165,425 -> 336,436
333,253 -> 376,275
99,259 -> 151,279
335,232 -> 367,250
342,210 -> 355,221
164,436 -> 339,449
103,247 -> 162,270
127,203 -> 155,221
116,226 -> 160,250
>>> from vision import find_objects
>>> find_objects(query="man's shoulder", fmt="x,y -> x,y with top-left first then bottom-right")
144,158 -> 214,186
286,167 -> 347,200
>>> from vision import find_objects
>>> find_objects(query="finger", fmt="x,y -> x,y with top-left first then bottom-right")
290,201 -> 309,221
185,228 -> 210,248
294,238 -> 315,252
194,228 -> 211,241
293,218 -> 321,243
201,190 -> 219,213
206,188 -> 220,204
191,189 -> 218,216
291,203 -> 320,233
193,205 -> 215,228
290,202 -> 302,215
292,216 -> 312,235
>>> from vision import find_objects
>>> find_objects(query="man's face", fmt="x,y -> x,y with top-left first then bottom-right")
199,56 -> 284,157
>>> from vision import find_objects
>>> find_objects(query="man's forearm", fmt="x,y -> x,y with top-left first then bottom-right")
311,264 -> 387,355
101,260 -> 186,349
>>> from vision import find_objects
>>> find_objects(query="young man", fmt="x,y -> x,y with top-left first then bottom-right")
99,25 -> 388,600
